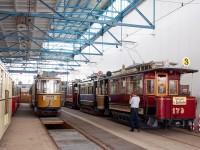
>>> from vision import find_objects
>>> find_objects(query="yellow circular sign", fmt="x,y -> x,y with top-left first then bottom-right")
182,57 -> 190,66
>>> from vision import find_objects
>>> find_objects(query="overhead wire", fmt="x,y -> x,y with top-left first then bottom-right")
125,0 -> 196,38
102,0 -> 197,65
156,0 -> 200,4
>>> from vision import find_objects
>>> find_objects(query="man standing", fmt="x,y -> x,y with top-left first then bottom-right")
129,92 -> 140,132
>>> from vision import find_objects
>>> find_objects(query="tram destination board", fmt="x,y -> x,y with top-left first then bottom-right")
173,97 -> 187,105
43,95 -> 56,101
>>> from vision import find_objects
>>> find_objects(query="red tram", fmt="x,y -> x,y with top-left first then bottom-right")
109,61 -> 198,127
64,61 -> 198,128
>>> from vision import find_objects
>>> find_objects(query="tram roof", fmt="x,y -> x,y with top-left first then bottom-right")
147,67 -> 198,74
111,61 -> 198,77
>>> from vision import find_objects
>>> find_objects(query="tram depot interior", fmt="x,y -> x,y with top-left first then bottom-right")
0,0 -> 199,150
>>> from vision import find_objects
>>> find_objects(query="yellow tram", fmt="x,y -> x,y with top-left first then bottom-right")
32,75 -> 62,116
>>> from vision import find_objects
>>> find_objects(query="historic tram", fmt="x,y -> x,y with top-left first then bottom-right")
96,74 -> 110,115
63,61 -> 198,128
78,73 -> 110,115
32,75 -> 62,116
109,61 -> 198,127
79,77 -> 96,113
64,80 -> 80,109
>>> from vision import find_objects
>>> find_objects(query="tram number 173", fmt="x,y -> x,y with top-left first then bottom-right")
172,107 -> 184,115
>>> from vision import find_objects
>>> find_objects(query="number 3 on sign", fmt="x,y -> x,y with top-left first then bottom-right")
182,57 -> 190,67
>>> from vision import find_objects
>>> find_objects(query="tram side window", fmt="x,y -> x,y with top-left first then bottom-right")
99,81 -> 104,95
146,79 -> 154,95
132,76 -> 143,94
180,85 -> 190,96
97,82 -> 102,95
110,80 -> 117,94
88,86 -> 93,94
36,80 -> 42,93
110,80 -> 113,94
80,87 -> 83,94
67,86 -> 72,94
101,81 -> 104,95
98,81 -> 108,95
120,78 -> 126,94
82,86 -> 87,94
96,82 -> 99,95
103,81 -> 108,95
84,86 -> 87,94
40,80 -> 47,93
85,85 -> 89,94
54,80 -> 61,93
81,87 -> 84,94
169,80 -> 178,95
127,77 -> 133,94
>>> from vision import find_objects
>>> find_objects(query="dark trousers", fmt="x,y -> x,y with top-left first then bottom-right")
130,108 -> 140,130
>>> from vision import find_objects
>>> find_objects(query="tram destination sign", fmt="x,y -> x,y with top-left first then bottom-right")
173,97 -> 186,105
43,95 -> 55,101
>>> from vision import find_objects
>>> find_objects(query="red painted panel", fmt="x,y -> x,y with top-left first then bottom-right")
110,94 -> 129,105
12,96 -> 19,115
145,96 -> 156,107
156,96 -> 196,120
144,72 -> 155,79
110,94 -> 147,108
171,97 -> 196,119
156,97 -> 171,119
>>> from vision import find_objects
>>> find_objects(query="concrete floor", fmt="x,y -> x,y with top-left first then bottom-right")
0,104 -> 58,150
61,110 -> 144,150
61,107 -> 200,150
49,129 -> 102,150
1,104 -> 199,150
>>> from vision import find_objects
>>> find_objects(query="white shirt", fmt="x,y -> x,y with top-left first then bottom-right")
129,96 -> 140,108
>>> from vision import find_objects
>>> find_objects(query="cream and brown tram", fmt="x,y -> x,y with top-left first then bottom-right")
32,76 -> 62,116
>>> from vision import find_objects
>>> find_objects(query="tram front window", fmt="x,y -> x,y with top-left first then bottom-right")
37,80 -> 60,94
157,74 -> 167,95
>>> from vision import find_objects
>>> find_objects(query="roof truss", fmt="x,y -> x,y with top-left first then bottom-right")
0,0 -> 155,74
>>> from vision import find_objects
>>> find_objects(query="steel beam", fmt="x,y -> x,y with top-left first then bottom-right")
0,0 -> 156,72
107,30 -> 121,45
6,66 -> 74,70
5,62 -> 80,67
0,10 -> 153,28
0,47 -> 102,56
0,34 -> 120,46
8,70 -> 69,74
0,15 -> 11,22
8,70 -> 38,74
78,0 -> 154,53
5,57 -> 95,63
